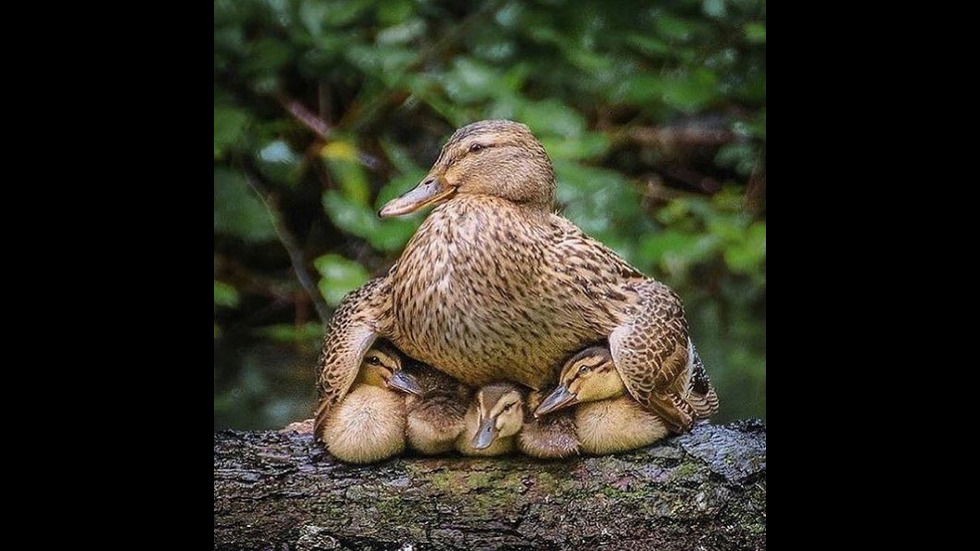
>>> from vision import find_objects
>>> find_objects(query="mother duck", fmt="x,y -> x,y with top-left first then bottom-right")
315,120 -> 713,438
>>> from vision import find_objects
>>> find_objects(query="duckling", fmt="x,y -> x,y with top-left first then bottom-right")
403,363 -> 471,454
456,383 -> 525,456
316,120 -> 716,445
517,392 -> 580,459
316,341 -> 422,464
535,346 -> 716,454
454,383 -> 580,459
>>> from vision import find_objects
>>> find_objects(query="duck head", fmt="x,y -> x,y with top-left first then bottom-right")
470,382 -> 525,450
535,346 -> 625,417
379,120 -> 556,217
356,342 -> 423,396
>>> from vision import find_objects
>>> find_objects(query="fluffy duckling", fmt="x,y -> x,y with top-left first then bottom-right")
535,346 -> 673,455
403,364 -> 471,454
318,342 -> 422,464
456,383 -> 525,456
517,392 -> 580,459
455,383 -> 580,459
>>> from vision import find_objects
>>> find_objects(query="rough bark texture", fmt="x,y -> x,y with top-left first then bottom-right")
213,420 -> 766,550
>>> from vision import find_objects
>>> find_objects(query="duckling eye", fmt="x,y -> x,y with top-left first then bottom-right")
468,143 -> 486,153
366,355 -> 381,366
503,403 -> 515,412
578,365 -> 590,374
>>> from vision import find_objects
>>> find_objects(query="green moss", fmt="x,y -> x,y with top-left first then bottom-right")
671,461 -> 702,479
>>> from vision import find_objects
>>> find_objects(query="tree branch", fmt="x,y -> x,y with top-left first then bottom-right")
239,161 -> 331,324
214,420 -> 767,550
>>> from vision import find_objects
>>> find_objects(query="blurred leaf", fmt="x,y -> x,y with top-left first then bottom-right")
660,70 -> 718,113
377,18 -> 425,45
214,168 -> 275,242
214,280 -> 240,308
377,0 -> 413,25
744,22 -> 766,44
443,57 -> 503,104
520,99 -> 586,138
724,222 -> 766,276
715,143 -> 757,176
654,14 -> 699,42
541,132 -> 609,160
299,0 -> 328,38
314,253 -> 370,306
322,190 -> 377,237
379,140 -> 424,176
254,323 -> 323,343
214,107 -> 249,158
702,0 -> 727,18
319,141 -> 356,163
257,140 -> 302,185
322,143 -> 370,206
243,37 -> 291,74
627,34 -> 671,57
641,230 -> 719,274
323,190 -> 420,252
323,0 -> 374,26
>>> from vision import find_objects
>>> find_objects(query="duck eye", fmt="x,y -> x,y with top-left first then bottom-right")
367,356 -> 381,366
469,143 -> 485,152
578,365 -> 590,374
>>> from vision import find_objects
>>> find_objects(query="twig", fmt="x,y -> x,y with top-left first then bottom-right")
277,93 -> 332,140
239,159 -> 331,324
617,125 -> 735,148
277,92 -> 383,171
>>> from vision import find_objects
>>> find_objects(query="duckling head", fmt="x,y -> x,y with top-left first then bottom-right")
470,383 -> 525,450
534,346 -> 624,417
356,343 -> 423,396
379,120 -> 555,217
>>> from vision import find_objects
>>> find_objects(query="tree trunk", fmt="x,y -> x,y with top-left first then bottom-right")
213,420 -> 766,550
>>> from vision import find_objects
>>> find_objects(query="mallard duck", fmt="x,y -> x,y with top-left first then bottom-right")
456,383 -> 525,456
403,362 -> 471,454
534,345 -> 717,454
316,119 -> 714,436
316,340 -> 422,464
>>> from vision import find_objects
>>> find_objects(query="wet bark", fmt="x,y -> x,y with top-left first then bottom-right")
213,420 -> 766,550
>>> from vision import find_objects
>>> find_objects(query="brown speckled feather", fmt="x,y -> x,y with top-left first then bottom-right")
609,280 -> 694,432
686,344 -> 719,418
388,196 -> 643,390
313,277 -> 389,441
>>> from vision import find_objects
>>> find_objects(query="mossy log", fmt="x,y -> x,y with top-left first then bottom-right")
213,420 -> 766,550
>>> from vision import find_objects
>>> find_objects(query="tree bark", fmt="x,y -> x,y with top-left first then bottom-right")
213,420 -> 766,550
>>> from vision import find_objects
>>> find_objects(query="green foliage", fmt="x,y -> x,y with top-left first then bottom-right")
314,253 -> 370,306
214,0 -> 767,430
213,168 -> 275,242
214,280 -> 240,308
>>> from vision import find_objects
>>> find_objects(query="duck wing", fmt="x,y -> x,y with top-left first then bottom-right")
609,280 -> 695,433
313,277 -> 389,441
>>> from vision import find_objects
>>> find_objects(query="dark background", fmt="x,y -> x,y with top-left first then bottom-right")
214,0 -> 766,430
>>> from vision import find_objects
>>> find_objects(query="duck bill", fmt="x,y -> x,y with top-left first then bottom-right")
387,371 -> 423,396
378,176 -> 455,218
471,419 -> 499,450
534,385 -> 579,417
